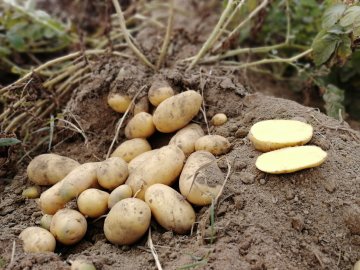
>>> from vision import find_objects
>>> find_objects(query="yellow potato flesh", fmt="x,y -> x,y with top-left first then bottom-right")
111,138 -> 151,162
19,227 -> 56,253
255,145 -> 327,174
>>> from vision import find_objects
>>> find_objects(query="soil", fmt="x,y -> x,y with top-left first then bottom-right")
1,1 -> 360,270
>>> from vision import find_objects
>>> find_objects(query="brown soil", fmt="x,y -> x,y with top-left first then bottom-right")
1,1 -> 360,270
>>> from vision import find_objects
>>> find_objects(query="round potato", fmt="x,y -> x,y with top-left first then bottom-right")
19,227 -> 56,253
211,113 -> 227,126
104,198 -> 151,245
77,189 -> 109,218
179,151 -> 224,206
27,154 -> 80,185
126,145 -> 185,200
248,119 -> 313,152
148,82 -> 174,106
40,214 -> 53,231
107,93 -> 132,113
108,184 -> 133,208
153,90 -> 202,133
125,112 -> 155,139
128,150 -> 158,174
50,209 -> 87,245
169,124 -> 205,156
145,184 -> 195,234
195,135 -> 231,155
97,157 -> 128,190
133,96 -> 150,115
111,138 -> 151,162
22,186 -> 41,199
71,259 -> 96,270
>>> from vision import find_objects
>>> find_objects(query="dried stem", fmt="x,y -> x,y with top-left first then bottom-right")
148,228 -> 163,270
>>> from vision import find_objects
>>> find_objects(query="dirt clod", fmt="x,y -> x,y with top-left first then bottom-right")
292,214 -> 305,232
344,205 -> 360,235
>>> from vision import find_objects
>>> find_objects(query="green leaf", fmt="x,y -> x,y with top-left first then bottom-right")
323,84 -> 345,120
0,138 -> 21,147
337,35 -> 352,63
0,46 -> 11,56
322,4 -> 347,29
312,30 -> 340,66
6,31 -> 25,51
354,15 -> 360,38
339,5 -> 360,27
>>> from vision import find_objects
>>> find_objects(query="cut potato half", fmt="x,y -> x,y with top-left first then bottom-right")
256,145 -> 327,174
249,120 -> 313,152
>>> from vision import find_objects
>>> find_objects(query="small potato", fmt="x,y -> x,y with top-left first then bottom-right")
148,82 -> 174,106
153,90 -> 202,133
125,112 -> 155,139
97,157 -> 128,190
248,119 -> 313,152
50,209 -> 87,245
111,138 -> 151,162
256,145 -> 327,174
27,154 -> 80,185
145,184 -> 195,234
169,124 -> 205,156
179,151 -> 224,206
211,113 -> 227,126
19,227 -> 56,253
40,214 -> 53,231
133,96 -> 150,115
104,198 -> 151,245
195,135 -> 231,155
71,260 -> 96,270
128,150 -> 158,174
108,184 -> 133,208
22,186 -> 41,199
77,189 -> 109,218
126,145 -> 185,200
107,93 -> 132,113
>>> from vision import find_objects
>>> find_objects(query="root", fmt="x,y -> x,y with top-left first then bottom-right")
148,228 -> 163,270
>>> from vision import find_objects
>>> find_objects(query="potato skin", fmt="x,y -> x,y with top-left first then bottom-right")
133,96 -> 150,115
22,186 -> 41,199
19,227 -> 56,253
127,150 -> 158,174
145,184 -> 195,234
71,260 -> 96,270
77,189 -> 109,218
179,151 -> 223,206
195,135 -> 231,155
104,198 -> 151,245
107,93 -> 132,113
108,184 -> 133,208
126,145 -> 185,200
111,138 -> 151,162
40,214 -> 53,231
125,112 -> 156,139
211,113 -> 227,126
27,154 -> 80,185
148,85 -> 174,106
169,124 -> 205,156
153,90 -> 203,133
97,157 -> 128,190
50,209 -> 87,245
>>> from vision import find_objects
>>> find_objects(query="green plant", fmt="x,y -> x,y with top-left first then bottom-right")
0,137 -> 21,147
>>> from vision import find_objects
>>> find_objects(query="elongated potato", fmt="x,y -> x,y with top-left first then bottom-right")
126,145 -> 185,200
97,157 -> 128,190
145,184 -> 195,234
27,154 -> 80,185
127,149 -> 158,174
249,119 -> 313,152
50,209 -> 87,245
153,90 -> 202,133
104,198 -> 151,245
77,189 -> 109,218
107,93 -> 132,113
256,145 -> 327,174
40,214 -> 53,231
19,227 -> 56,253
39,162 -> 99,214
211,113 -> 227,126
148,82 -> 174,106
125,112 -> 155,139
195,135 -> 231,155
133,96 -> 150,115
108,184 -> 133,208
111,138 -> 151,162
179,151 -> 223,206
169,124 -> 205,156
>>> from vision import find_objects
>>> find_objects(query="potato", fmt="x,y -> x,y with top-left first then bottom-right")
126,145 -> 185,200
27,154 -> 80,185
125,112 -> 156,139
39,162 -> 99,214
248,119 -> 313,152
19,227 -> 56,253
169,124 -> 205,156
145,184 -> 195,234
127,150 -> 158,174
71,260 -> 96,270
354,260 -> 360,270
108,184 -> 133,208
153,90 -> 202,133
195,135 -> 231,155
50,209 -> 87,245
179,151 -> 223,206
104,198 -> 151,245
22,186 -> 41,199
133,96 -> 149,115
111,138 -> 151,162
107,93 -> 132,113
77,189 -> 109,218
211,113 -> 227,126
97,157 -> 128,190
255,145 -> 327,174
148,82 -> 174,106
40,214 -> 53,231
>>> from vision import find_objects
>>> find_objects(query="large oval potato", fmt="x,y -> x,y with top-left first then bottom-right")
97,157 -> 128,190
27,154 -> 80,185
104,198 -> 151,245
107,93 -> 132,113
148,82 -> 174,106
145,184 -> 195,234
125,112 -> 155,139
153,90 -> 202,133
179,151 -> 224,206
108,184 -> 133,208
77,189 -> 109,218
249,119 -> 313,152
127,149 -> 158,174
111,138 -> 151,162
169,124 -> 205,156
19,227 -> 56,253
126,145 -> 185,200
195,135 -> 231,155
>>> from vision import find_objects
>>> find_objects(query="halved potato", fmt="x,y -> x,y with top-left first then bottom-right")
255,145 -> 327,174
